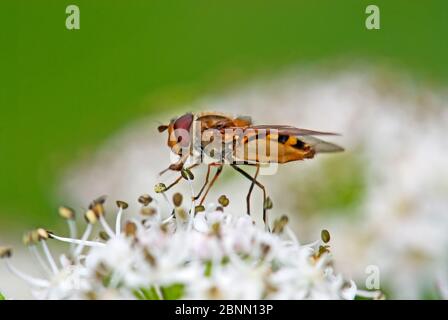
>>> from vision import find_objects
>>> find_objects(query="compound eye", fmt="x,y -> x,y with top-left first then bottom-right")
173,113 -> 193,132
173,113 -> 193,146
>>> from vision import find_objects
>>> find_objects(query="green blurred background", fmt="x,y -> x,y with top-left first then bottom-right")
1,0 -> 447,227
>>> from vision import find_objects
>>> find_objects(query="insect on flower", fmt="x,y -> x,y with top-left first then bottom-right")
157,112 -> 343,229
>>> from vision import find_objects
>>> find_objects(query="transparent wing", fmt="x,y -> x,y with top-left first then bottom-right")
299,136 -> 344,153
247,125 -> 340,136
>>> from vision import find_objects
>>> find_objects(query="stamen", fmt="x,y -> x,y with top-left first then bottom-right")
89,196 -> 107,230
74,223 -> 93,256
84,209 -> 98,224
88,196 -> 111,234
99,231 -> 110,241
162,192 -> 175,216
172,193 -> 183,207
36,228 -> 50,241
181,168 -> 194,181
29,246 -> 52,276
218,195 -> 229,207
89,195 -> 107,208
186,179 -> 195,230
175,208 -> 189,228
154,183 -> 167,193
162,214 -> 174,224
315,249 -> 330,266
195,205 -> 205,213
40,238 -> 59,274
32,229 -> 59,274
302,240 -> 319,248
285,226 -> 300,247
264,197 -> 273,210
5,260 -> 49,288
138,194 -> 153,207
115,201 -> 129,235
272,215 -> 289,234
68,220 -> 78,252
56,207 -> 78,254
140,207 -> 157,217
58,206 -> 76,220
99,215 -> 116,238
124,221 -> 137,238
321,229 -> 331,244
49,233 -> 106,248
115,208 -> 123,234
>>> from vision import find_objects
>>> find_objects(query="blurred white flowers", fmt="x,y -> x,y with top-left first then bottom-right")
1,193 -> 375,300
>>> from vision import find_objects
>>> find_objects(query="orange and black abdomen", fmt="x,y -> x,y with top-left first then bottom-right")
275,134 -> 315,163
232,131 -> 315,164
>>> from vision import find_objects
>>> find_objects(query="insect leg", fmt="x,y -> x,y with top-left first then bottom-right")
164,176 -> 182,191
199,165 -> 223,205
245,165 -> 260,216
194,164 -> 212,200
230,164 -> 269,231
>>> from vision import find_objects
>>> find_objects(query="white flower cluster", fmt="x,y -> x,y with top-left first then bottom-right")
1,193 -> 377,300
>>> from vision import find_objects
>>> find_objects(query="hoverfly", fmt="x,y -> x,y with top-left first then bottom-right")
158,112 -> 343,229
